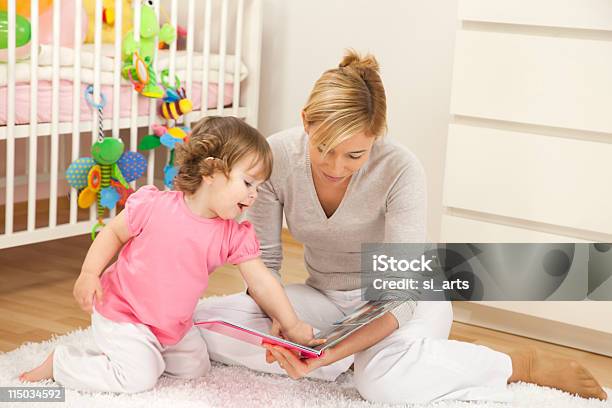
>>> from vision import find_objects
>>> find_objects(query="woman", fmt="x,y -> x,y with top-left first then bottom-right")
194,50 -> 607,404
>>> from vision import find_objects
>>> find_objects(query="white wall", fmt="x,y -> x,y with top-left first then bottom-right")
257,0 -> 458,241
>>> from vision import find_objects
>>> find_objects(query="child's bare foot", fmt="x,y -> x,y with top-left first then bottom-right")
19,352 -> 54,383
508,348 -> 607,400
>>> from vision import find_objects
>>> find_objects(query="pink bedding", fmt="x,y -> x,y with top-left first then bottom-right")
0,81 -> 234,125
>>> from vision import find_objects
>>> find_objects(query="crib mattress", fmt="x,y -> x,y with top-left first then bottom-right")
0,80 -> 234,126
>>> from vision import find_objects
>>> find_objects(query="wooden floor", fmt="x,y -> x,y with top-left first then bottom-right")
1,230 -> 611,387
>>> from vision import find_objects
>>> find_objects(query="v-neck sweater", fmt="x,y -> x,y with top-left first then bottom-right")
247,127 -> 427,326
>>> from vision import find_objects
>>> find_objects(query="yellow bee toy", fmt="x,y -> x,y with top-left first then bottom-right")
159,68 -> 193,120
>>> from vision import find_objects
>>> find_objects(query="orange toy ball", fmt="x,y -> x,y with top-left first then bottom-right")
0,0 -> 54,17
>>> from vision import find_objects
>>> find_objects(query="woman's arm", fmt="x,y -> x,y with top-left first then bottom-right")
381,157 -> 427,324
384,156 -> 427,243
246,177 -> 284,280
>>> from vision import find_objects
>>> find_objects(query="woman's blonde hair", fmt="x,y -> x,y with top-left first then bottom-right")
174,116 -> 272,194
302,49 -> 387,155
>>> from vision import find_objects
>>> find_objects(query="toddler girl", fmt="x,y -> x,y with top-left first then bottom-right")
20,116 -> 319,393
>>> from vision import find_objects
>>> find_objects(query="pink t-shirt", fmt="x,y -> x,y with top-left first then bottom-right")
95,185 -> 260,345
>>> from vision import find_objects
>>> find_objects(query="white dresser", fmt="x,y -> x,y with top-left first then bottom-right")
442,0 -> 612,356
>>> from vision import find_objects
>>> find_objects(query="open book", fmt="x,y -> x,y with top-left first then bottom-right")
195,300 -> 403,358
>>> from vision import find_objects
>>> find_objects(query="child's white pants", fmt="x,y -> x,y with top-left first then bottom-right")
53,309 -> 211,393
194,284 -> 513,404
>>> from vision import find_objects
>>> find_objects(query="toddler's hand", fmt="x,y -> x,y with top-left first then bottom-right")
73,273 -> 103,314
281,320 -> 326,347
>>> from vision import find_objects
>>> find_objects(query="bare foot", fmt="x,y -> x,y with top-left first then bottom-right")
19,352 -> 54,383
508,348 -> 607,400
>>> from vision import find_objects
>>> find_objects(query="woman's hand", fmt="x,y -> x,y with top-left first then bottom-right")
73,273 -> 103,313
264,344 -> 333,379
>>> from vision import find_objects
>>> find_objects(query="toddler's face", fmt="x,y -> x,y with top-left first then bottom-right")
207,154 -> 265,220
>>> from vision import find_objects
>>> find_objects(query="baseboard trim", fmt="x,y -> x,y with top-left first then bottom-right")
452,302 -> 612,357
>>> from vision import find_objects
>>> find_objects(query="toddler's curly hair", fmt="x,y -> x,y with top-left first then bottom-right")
173,116 -> 272,194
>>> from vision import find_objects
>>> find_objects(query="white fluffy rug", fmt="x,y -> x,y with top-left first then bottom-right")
1,328 -> 610,408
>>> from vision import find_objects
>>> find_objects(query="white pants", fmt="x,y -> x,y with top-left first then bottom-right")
194,284 -> 514,404
53,309 -> 211,393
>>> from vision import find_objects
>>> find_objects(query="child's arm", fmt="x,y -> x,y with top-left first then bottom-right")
237,258 -> 321,346
73,210 -> 131,313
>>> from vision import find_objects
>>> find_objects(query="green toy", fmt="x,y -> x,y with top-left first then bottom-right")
0,11 -> 31,49
66,86 -> 147,239
121,1 -> 175,99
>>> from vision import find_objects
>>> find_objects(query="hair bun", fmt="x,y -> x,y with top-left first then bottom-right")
338,49 -> 380,73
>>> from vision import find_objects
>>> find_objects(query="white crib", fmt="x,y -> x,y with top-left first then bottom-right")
0,0 -> 262,249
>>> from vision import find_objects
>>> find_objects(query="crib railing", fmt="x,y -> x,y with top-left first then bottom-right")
0,0 -> 262,249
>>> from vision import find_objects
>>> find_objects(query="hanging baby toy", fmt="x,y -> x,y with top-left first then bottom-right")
138,68 -> 192,188
121,0 -> 176,99
66,85 -> 147,239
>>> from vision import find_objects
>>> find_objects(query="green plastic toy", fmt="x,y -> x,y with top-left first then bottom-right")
66,86 -> 147,239
121,1 -> 175,99
0,11 -> 31,49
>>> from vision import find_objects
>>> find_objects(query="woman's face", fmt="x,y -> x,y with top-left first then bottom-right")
307,127 -> 376,186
